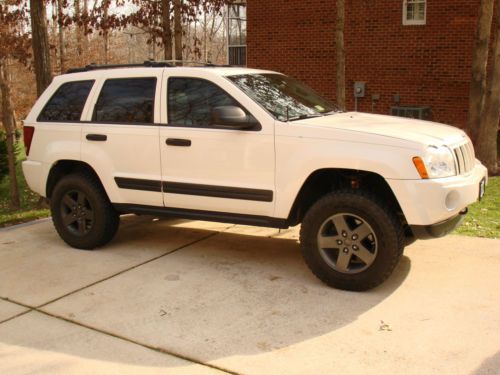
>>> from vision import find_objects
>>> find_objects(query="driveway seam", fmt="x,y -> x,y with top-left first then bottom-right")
0,217 -> 52,232
36,230 -> 225,309
0,223 -> 291,372
8,305 -> 241,374
0,296 -> 33,325
1,226 -> 240,374
2,228 -> 222,318
43,309 -> 241,374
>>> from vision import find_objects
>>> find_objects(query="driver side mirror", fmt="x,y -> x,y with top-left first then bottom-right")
211,106 -> 260,130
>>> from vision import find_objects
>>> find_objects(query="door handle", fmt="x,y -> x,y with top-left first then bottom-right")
86,134 -> 107,141
166,138 -> 191,147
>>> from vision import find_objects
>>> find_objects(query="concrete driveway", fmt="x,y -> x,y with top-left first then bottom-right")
1,215 -> 499,375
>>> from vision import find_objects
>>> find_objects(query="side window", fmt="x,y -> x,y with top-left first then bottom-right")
168,78 -> 241,127
93,78 -> 156,124
38,80 -> 94,122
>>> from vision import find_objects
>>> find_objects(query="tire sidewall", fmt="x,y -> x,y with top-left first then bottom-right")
301,192 -> 401,289
51,174 -> 112,249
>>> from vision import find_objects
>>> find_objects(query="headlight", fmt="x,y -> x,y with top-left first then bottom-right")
413,146 -> 456,179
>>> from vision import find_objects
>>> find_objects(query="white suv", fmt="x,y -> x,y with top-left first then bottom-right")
22,62 -> 488,291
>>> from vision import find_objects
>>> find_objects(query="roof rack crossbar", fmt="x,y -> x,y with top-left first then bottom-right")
159,60 -> 217,67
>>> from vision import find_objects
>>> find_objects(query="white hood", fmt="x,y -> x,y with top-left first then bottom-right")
293,112 -> 468,146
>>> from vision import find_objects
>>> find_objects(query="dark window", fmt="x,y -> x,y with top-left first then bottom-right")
229,47 -> 246,66
93,78 -> 156,124
168,78 -> 241,126
38,80 -> 94,122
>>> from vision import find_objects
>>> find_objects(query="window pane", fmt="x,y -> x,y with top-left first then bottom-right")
93,78 -> 156,124
407,4 -> 414,19
229,19 -> 247,46
405,0 -> 425,21
168,78 -> 239,127
416,3 -> 425,19
229,4 -> 246,19
38,80 -> 94,122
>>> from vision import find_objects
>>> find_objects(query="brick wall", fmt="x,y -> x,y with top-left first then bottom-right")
247,0 -> 491,128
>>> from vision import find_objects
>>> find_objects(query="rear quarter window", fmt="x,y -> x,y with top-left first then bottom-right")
37,80 -> 94,122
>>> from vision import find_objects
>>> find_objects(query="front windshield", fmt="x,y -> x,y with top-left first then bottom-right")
227,73 -> 338,121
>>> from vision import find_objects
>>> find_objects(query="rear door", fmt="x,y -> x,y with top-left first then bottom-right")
81,70 -> 163,206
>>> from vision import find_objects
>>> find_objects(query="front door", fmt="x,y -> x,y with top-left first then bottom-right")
159,75 -> 275,217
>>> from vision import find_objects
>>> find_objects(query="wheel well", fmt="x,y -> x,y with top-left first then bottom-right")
287,169 -> 407,227
46,160 -> 103,199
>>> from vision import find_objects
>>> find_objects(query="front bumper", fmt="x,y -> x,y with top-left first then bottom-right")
410,209 -> 467,239
387,161 -> 488,226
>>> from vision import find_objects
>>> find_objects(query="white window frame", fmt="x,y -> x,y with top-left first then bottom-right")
403,0 -> 426,26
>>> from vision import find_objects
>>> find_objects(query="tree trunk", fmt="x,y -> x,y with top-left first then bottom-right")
152,35 -> 157,60
104,31 -> 109,64
335,0 -> 346,111
173,0 -> 182,63
203,11 -> 207,62
102,0 -> 110,64
75,0 -> 83,57
57,0 -> 65,73
467,0 -> 494,144
476,0 -> 500,175
30,0 -> 53,97
162,0 -> 173,60
0,60 -> 20,210
82,0 -> 89,62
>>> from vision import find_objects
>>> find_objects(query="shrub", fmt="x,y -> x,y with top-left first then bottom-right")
0,130 -> 19,182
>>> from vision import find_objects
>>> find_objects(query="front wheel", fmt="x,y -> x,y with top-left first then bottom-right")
300,190 -> 404,291
51,173 -> 119,250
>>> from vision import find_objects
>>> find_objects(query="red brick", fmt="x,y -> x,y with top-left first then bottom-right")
247,0 -> 496,128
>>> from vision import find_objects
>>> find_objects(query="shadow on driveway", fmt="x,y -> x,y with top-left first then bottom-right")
1,215 -> 411,371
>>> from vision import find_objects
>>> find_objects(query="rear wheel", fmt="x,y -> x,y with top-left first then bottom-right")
51,173 -> 119,250
300,190 -> 403,291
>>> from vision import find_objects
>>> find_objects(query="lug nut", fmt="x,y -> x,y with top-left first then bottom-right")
352,234 -> 358,240
342,231 -> 347,238
352,245 -> 359,251
337,240 -> 343,245
343,248 -> 349,253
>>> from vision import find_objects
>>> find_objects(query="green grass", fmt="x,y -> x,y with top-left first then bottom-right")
0,145 -> 50,228
454,176 -> 500,239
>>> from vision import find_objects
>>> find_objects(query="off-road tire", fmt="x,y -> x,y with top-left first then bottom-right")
51,173 -> 119,250
300,190 -> 404,291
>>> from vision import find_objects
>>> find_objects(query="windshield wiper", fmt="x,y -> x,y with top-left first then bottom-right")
288,114 -> 323,122
322,110 -> 342,116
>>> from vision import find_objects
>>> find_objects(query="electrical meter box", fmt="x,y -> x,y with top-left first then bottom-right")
354,82 -> 366,98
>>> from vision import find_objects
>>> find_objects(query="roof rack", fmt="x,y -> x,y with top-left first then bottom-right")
65,60 -> 236,74
167,60 -> 236,67
161,60 -> 218,67
65,60 -> 174,74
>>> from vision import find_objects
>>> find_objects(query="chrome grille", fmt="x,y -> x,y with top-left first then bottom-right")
451,141 -> 475,175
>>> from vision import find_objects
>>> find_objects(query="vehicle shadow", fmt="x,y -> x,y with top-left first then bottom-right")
0,215 -> 412,371
469,351 -> 500,375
